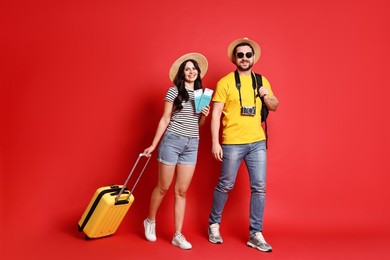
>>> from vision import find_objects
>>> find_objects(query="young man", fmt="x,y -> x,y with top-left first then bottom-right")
208,37 -> 279,252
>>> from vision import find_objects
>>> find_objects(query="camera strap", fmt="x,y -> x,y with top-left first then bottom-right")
234,70 -> 257,108
234,70 -> 269,149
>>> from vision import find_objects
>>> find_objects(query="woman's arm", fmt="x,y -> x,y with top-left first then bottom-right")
198,106 -> 210,126
143,101 -> 173,155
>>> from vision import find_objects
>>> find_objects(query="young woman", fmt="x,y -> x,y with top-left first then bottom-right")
142,53 -> 209,250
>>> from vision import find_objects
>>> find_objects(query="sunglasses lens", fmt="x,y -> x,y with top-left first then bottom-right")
237,52 -> 244,58
236,52 -> 253,59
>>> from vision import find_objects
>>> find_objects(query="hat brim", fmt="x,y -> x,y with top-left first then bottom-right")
169,53 -> 208,83
227,37 -> 261,64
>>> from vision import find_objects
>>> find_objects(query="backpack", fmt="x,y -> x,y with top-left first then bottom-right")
254,73 -> 269,123
254,73 -> 269,149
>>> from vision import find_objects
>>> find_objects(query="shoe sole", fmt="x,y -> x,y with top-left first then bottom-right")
247,241 -> 272,252
172,241 -> 192,250
208,238 -> 223,244
145,237 -> 157,242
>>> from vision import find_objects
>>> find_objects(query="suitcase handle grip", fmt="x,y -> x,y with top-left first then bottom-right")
115,153 -> 151,204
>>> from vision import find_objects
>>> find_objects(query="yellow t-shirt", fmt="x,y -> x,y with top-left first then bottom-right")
213,72 -> 274,144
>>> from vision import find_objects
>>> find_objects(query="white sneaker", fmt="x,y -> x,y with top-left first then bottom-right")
171,232 -> 192,250
143,218 -> 156,242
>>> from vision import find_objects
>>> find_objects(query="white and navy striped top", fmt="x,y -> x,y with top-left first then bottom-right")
165,86 -> 201,138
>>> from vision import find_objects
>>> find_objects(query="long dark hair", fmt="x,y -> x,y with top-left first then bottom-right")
172,59 -> 203,111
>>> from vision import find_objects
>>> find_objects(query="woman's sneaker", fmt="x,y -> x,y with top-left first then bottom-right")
143,218 -> 156,242
247,232 -> 272,252
171,232 -> 192,250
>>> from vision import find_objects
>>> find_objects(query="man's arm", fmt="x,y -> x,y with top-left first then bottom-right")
264,95 -> 279,111
259,86 -> 279,112
211,102 -> 224,161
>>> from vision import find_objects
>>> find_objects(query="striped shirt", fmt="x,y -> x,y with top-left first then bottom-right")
165,86 -> 201,138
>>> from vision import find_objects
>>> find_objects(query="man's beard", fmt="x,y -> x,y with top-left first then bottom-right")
236,62 -> 253,71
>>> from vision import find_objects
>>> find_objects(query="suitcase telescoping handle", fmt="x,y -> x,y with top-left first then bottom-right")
115,153 -> 151,204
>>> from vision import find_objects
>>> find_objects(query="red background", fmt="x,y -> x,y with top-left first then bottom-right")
1,0 -> 390,259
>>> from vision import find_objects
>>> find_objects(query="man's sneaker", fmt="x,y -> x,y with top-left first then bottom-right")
208,223 -> 223,244
171,232 -> 192,250
143,218 -> 156,242
247,232 -> 272,252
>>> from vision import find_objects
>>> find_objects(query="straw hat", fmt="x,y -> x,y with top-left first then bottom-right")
169,52 -> 208,83
227,37 -> 261,64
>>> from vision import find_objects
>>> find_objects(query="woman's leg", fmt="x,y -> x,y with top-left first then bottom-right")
173,164 -> 195,233
147,162 -> 175,221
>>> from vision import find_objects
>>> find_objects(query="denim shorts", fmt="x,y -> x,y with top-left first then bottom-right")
158,131 -> 199,166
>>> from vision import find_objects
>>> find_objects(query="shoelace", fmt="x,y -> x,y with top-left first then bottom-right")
175,233 -> 187,244
255,232 -> 266,243
210,225 -> 220,236
146,221 -> 155,235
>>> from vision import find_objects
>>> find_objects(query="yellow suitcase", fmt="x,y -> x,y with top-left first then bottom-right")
78,153 -> 150,239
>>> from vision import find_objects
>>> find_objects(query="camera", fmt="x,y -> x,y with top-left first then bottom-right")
241,106 -> 256,116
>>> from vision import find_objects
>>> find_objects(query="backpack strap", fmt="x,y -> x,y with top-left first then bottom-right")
254,73 -> 269,149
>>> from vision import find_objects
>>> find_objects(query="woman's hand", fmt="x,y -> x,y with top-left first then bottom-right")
143,145 -> 155,156
201,106 -> 210,117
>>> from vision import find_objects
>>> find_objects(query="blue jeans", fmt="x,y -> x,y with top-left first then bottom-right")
209,141 -> 267,237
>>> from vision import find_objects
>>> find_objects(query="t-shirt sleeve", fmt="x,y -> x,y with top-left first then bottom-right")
261,76 -> 274,98
165,86 -> 177,103
212,78 -> 227,103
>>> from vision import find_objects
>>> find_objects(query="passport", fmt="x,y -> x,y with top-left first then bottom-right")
195,88 -> 213,113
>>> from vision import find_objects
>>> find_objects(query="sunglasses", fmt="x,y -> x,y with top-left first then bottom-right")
236,52 -> 253,59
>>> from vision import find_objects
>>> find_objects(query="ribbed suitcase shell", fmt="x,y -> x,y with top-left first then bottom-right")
78,185 -> 134,238
78,153 -> 150,239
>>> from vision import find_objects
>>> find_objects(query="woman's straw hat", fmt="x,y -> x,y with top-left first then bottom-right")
169,52 -> 208,83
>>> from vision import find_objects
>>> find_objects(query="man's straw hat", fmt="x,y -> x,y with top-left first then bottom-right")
227,37 -> 261,64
